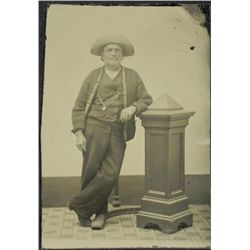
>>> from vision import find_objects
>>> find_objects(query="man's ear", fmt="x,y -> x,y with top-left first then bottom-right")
100,55 -> 104,62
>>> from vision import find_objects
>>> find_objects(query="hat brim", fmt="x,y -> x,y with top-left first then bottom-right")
90,34 -> 134,57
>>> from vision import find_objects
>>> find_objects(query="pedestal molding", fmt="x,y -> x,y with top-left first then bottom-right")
137,209 -> 192,222
148,190 -> 166,196
143,194 -> 188,205
140,110 -> 195,119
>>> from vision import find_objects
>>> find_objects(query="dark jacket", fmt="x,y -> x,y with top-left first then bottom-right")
72,66 -> 153,141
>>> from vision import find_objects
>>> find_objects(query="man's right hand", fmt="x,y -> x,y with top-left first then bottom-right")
75,130 -> 87,151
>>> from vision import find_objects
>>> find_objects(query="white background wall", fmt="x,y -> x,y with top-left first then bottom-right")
41,5 -> 210,177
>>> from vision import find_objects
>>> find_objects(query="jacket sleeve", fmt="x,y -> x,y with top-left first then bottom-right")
71,72 -> 92,133
131,72 -> 153,115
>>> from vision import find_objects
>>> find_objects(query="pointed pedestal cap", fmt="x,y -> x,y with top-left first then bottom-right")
139,92 -> 195,123
149,92 -> 183,111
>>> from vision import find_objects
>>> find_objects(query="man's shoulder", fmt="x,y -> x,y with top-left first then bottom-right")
81,67 -> 102,86
87,67 -> 103,78
123,66 -> 142,82
89,66 -> 138,76
123,66 -> 138,75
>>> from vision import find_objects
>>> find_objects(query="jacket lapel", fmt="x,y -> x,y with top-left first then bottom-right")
84,67 -> 104,116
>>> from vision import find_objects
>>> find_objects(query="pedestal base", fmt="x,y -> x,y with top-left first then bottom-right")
136,210 -> 193,234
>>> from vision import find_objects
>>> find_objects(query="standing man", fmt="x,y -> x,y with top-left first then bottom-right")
69,34 -> 153,229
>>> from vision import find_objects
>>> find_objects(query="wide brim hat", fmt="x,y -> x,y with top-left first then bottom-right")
90,34 -> 134,57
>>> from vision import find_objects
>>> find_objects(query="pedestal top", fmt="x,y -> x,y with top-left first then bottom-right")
149,92 -> 184,111
140,93 -> 195,119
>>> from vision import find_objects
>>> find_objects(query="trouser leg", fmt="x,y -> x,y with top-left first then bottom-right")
80,120 -> 110,191
95,129 -> 126,216
70,119 -> 126,218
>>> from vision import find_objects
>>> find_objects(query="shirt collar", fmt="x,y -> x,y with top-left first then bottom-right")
104,65 -> 122,80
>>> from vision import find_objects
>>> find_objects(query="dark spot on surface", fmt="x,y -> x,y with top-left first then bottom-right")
174,26 -> 176,29
190,46 -> 195,50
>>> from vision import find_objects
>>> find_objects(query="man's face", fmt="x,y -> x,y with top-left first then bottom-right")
102,44 -> 123,66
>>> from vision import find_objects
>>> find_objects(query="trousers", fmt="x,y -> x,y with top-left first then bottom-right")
70,117 -> 126,219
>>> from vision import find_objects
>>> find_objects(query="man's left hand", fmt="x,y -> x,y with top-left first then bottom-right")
120,106 -> 137,123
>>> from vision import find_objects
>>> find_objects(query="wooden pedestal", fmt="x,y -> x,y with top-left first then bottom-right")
136,93 -> 195,234
137,196 -> 193,233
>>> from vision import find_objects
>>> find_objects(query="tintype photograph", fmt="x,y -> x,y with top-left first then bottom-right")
40,1 -> 211,249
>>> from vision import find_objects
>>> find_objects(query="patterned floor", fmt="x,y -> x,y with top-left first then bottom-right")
42,204 -> 210,249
